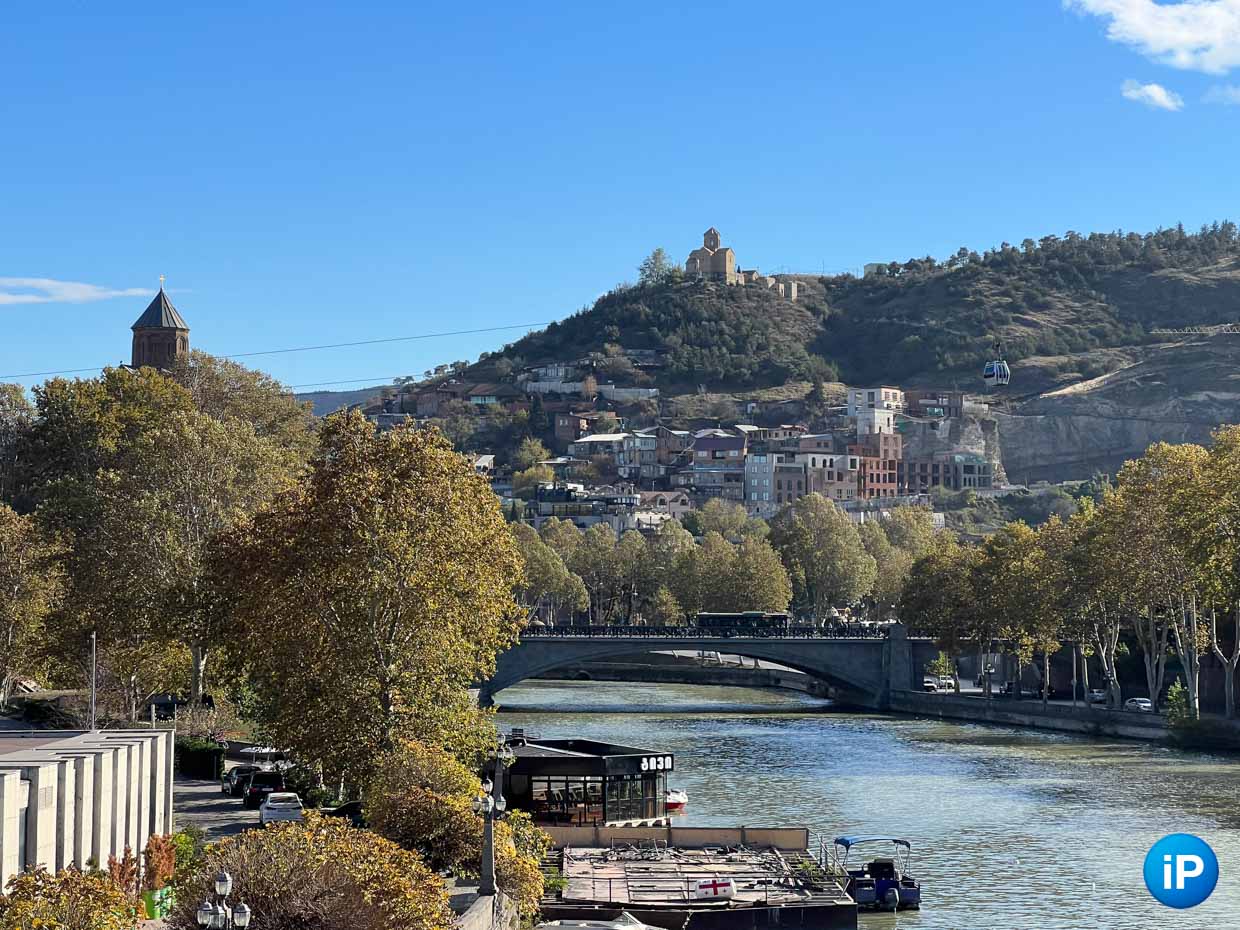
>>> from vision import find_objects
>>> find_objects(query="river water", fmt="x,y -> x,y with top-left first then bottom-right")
496,680 -> 1240,930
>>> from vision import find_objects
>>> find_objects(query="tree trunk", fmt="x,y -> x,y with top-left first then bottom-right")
190,645 -> 209,705
1080,645 -> 1092,710
1069,642 -> 1079,709
1208,602 -> 1240,720
1042,651 -> 1050,710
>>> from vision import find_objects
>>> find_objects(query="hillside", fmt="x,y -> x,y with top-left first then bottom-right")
485,222 -> 1240,395
296,384 -> 389,416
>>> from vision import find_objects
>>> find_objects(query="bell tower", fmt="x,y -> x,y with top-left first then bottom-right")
131,277 -> 190,370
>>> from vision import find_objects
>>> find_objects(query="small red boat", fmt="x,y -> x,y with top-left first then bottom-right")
665,788 -> 688,814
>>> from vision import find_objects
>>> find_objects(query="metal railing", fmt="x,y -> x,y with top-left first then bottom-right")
520,624 -> 893,640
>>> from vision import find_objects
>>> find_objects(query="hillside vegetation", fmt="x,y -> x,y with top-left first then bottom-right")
489,222 -> 1240,392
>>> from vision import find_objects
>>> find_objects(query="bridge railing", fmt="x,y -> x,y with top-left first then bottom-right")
519,624 -> 891,640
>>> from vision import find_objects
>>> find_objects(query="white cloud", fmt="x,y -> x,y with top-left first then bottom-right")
1121,78 -> 1185,109
1067,0 -> 1240,74
1205,83 -> 1240,102
0,277 -> 151,306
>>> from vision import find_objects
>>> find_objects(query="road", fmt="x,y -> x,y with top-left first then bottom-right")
173,774 -> 255,840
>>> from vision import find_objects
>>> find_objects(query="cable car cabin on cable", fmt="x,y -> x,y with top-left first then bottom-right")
694,611 -> 791,637
982,357 -> 1010,388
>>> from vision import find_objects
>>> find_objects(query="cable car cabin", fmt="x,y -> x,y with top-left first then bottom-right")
695,611 -> 791,637
502,735 -> 674,826
982,359 -> 1010,388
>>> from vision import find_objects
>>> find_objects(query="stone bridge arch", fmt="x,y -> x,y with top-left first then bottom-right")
480,627 -> 935,709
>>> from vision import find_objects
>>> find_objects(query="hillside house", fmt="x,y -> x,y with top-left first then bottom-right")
529,483 -> 640,535
638,490 -> 693,519
847,386 -> 905,417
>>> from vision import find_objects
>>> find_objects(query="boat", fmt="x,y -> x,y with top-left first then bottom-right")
665,788 -> 688,813
832,835 -> 921,911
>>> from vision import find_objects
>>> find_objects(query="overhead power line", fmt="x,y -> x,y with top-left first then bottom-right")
0,321 -> 550,381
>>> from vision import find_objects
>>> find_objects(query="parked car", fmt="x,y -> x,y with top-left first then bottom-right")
220,764 -> 263,797
937,676 -> 954,691
1125,697 -> 1154,713
922,678 -> 938,692
323,800 -> 367,828
1087,689 -> 1108,704
1036,685 -> 1057,700
259,792 -> 304,825
242,770 -> 286,808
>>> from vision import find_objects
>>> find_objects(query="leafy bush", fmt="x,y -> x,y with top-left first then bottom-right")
365,740 -> 550,916
167,814 -> 452,930
0,868 -> 135,930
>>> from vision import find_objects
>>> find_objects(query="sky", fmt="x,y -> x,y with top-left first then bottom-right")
3,0 -> 1240,393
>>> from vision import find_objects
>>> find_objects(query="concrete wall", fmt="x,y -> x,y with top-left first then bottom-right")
0,730 -> 174,882
888,690 -> 1171,740
0,771 -> 23,888
455,892 -> 519,930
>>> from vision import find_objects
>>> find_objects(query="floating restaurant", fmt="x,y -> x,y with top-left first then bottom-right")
502,732 -> 674,826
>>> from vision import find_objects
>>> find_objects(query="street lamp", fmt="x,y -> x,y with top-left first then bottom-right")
472,741 -> 516,896
196,871 -> 251,929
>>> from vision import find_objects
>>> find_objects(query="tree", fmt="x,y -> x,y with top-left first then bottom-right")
0,384 -> 34,508
1200,426 -> 1240,716
167,815 -> 453,930
219,412 -> 523,784
513,437 -> 551,471
638,248 -> 681,287
900,535 -> 987,684
687,498 -> 768,540
769,494 -> 876,618
167,351 -> 316,458
0,868 -> 134,930
539,516 -> 583,564
648,586 -> 683,625
512,464 -> 554,499
569,524 -> 620,623
0,505 -> 63,707
511,523 -> 588,622
726,536 -> 793,612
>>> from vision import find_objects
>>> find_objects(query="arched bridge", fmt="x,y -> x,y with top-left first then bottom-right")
480,623 -> 938,710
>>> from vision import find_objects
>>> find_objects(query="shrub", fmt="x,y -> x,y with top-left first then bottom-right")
167,814 -> 451,930
0,868 -> 135,930
365,740 -> 550,915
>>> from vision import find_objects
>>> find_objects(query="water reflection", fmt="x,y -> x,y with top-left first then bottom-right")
498,681 -> 1240,929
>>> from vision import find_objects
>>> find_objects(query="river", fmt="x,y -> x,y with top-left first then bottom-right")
496,680 -> 1240,930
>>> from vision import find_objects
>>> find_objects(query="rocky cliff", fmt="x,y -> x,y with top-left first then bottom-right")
994,336 -> 1240,482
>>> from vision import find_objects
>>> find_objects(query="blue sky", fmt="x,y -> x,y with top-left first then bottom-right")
3,1 -> 1240,392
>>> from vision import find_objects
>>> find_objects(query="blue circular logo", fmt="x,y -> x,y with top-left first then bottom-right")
1143,834 -> 1218,908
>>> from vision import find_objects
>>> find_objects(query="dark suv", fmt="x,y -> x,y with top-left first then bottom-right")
242,770 -> 285,809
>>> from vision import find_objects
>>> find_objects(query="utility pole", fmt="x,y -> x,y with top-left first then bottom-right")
89,630 -> 98,731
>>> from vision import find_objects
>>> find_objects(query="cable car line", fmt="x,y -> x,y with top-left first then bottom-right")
0,321 -> 550,381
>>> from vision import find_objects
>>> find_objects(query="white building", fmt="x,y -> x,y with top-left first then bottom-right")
846,386 -> 905,417
855,407 -> 896,436
1,729 -> 175,888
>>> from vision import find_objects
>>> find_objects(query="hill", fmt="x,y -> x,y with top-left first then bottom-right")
296,384 -> 389,416
485,222 -> 1240,395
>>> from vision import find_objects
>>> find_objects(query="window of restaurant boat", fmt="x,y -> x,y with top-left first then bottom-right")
501,735 -> 673,826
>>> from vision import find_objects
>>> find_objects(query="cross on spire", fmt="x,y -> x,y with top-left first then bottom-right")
159,273 -> 166,290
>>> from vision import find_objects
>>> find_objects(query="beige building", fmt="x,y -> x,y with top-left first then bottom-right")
1,729 -> 175,888
685,228 -> 740,284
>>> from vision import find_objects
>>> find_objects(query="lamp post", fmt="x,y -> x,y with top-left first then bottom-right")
471,741 -> 516,896
196,871 -> 251,930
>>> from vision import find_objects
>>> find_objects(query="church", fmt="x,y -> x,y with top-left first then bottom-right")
684,227 -> 740,284
130,282 -> 190,369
